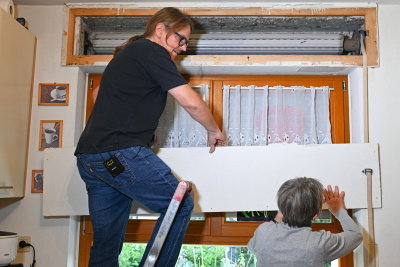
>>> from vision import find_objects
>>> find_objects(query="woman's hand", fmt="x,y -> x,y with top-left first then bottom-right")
323,185 -> 346,216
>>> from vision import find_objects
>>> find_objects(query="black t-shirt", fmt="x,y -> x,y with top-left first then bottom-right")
75,38 -> 188,154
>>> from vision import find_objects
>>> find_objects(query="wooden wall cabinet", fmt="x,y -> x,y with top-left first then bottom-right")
0,9 -> 36,198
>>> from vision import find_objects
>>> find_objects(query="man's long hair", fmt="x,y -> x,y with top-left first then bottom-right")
113,7 -> 193,56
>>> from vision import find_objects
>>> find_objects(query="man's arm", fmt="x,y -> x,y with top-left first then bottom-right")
168,84 -> 227,153
92,85 -> 99,103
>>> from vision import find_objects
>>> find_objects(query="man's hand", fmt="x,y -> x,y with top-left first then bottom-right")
323,185 -> 346,216
208,131 -> 227,153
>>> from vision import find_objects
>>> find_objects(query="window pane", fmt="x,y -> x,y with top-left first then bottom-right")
226,211 -> 277,222
119,243 -> 146,266
190,212 -> 206,221
226,210 -> 332,224
154,85 -> 209,148
128,214 -> 159,220
177,245 -> 256,267
313,210 -> 333,224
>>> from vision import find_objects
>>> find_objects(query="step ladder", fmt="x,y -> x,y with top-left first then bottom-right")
143,180 -> 193,267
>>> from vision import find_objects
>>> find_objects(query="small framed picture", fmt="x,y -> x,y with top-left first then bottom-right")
38,83 -> 69,105
39,120 -> 63,150
32,170 -> 43,193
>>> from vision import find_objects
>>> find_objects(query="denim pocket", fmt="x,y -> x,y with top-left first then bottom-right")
87,151 -> 136,188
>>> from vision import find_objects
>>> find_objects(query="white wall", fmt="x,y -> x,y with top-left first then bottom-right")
367,4 -> 400,266
0,6 -> 84,266
1,3 -> 400,267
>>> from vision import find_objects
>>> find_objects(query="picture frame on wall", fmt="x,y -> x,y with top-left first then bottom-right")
38,83 -> 69,105
39,120 -> 63,150
32,170 -> 43,193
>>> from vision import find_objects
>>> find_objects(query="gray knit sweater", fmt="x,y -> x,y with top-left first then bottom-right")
247,209 -> 363,267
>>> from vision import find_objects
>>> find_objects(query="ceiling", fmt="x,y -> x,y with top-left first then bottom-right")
11,0 -> 400,6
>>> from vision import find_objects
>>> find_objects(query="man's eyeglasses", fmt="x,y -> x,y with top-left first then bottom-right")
173,31 -> 189,47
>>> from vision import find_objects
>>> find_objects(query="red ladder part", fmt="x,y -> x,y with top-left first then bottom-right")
143,180 -> 193,267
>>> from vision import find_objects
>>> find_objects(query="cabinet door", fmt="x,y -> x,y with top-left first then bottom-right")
0,9 -> 36,198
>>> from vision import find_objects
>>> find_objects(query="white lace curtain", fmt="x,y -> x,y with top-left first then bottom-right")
153,84 -> 209,148
154,84 -> 332,148
222,85 -> 332,146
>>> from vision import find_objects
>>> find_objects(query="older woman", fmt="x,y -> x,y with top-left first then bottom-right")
75,7 -> 226,267
248,177 -> 363,267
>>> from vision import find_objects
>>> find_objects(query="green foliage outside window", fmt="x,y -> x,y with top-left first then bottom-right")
177,245 -> 256,267
118,243 -> 333,267
118,244 -> 146,267
119,244 -> 256,267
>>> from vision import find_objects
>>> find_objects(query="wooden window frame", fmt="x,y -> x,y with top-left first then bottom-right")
79,74 -> 351,266
64,7 -> 378,67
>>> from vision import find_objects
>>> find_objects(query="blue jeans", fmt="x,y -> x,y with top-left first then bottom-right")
76,146 -> 194,267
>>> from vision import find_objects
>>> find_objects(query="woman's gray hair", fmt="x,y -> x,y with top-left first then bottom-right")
277,177 -> 324,227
